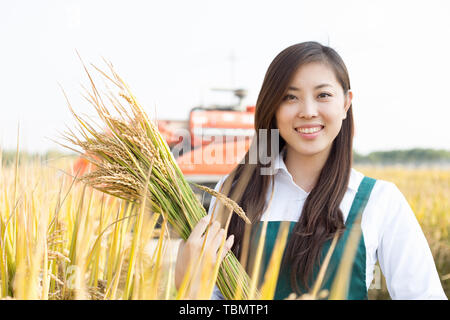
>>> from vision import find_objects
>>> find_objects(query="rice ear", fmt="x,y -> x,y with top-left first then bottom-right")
192,183 -> 251,225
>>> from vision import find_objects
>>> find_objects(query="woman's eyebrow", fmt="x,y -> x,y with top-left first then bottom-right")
288,83 -> 333,91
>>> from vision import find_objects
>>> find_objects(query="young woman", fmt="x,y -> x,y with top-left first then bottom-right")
175,42 -> 447,300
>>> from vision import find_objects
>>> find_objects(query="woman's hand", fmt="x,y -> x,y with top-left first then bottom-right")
175,215 -> 234,296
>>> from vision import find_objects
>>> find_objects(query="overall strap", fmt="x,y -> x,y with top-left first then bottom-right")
345,176 -> 377,227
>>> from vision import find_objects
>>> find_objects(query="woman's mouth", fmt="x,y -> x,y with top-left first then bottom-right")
295,125 -> 324,139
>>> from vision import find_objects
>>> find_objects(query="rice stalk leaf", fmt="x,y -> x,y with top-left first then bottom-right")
328,214 -> 363,300
147,217 -> 166,299
309,232 -> 339,299
259,221 -> 290,299
122,159 -> 154,299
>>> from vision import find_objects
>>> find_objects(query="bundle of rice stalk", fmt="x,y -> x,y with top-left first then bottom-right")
60,58 -> 253,300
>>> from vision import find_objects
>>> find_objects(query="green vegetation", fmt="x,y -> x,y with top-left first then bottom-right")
354,148 -> 450,165
3,148 -> 449,167
1,150 -> 77,167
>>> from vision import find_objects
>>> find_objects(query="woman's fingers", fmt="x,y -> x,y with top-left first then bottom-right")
211,228 -> 226,254
185,216 -> 233,266
204,220 -> 221,249
210,230 -> 234,263
219,235 -> 234,263
175,215 -> 232,292
188,215 -> 211,240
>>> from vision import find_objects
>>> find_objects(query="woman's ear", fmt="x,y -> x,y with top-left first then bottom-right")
342,90 -> 353,120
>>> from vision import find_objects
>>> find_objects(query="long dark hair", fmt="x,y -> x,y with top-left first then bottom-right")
221,41 -> 354,293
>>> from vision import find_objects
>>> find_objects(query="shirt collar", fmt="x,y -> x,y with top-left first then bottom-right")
272,145 -> 289,175
272,146 -> 361,193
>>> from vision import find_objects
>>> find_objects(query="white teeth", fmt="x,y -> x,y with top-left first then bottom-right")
296,126 -> 322,134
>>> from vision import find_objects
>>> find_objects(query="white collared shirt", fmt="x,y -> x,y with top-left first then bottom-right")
209,148 -> 447,300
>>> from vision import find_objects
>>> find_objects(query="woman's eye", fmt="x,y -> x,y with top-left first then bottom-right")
318,92 -> 332,99
283,94 -> 297,101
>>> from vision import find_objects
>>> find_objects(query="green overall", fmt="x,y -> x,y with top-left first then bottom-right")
250,176 -> 376,300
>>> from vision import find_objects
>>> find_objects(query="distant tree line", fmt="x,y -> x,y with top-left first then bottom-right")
353,148 -> 450,165
1,150 -> 77,167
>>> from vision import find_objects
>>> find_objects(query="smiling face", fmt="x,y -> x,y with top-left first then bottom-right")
275,62 -> 352,160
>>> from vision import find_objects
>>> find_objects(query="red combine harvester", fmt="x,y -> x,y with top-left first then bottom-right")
73,88 -> 256,210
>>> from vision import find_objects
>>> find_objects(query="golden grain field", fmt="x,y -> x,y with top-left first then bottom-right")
0,157 -> 448,299
356,166 -> 450,299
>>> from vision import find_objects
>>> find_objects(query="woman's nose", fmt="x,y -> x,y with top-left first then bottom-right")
298,98 -> 318,119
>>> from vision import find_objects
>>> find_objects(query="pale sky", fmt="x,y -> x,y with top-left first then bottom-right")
1,0 -> 449,155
